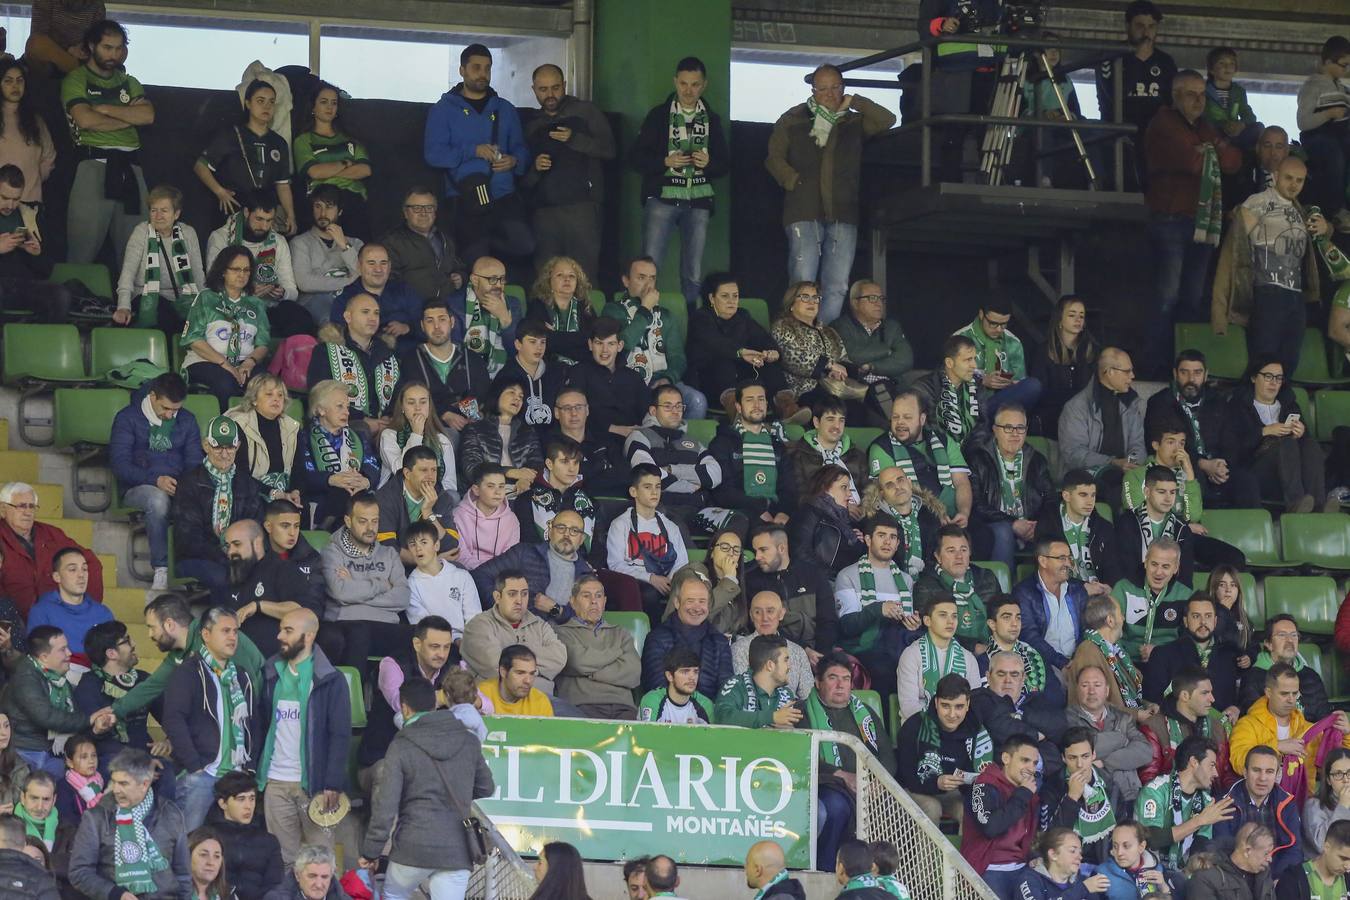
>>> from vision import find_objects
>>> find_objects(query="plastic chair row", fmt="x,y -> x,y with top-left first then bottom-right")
1175,323 -> 1350,386
2,324 -> 168,385
1203,510 -> 1350,571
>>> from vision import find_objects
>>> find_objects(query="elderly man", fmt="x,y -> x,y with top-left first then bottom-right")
1066,664 -> 1154,804
732,590 -> 815,700
640,575 -> 732,699
1254,614 -> 1332,721
1066,595 -> 1155,718
1057,348 -> 1146,508
382,186 -> 464,304
68,748 -> 191,900
1213,745 -> 1303,880
3,626 -> 114,776
225,518 -> 320,658
450,255 -> 522,380
1142,69 -> 1242,376
266,844 -> 348,900
1013,538 -> 1089,672
1188,822 -> 1274,900
554,575 -> 641,719
971,649 -> 1066,779
471,509 -> 595,623
461,570 -> 568,695
0,482 -> 103,617
867,387 -> 973,524
964,402 -> 1055,572
1113,537 -> 1193,664
833,279 -> 915,391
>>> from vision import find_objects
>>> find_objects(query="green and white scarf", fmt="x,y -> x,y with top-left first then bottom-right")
938,372 -> 979,442
859,556 -> 910,614
914,707 -> 994,785
883,430 -> 953,489
1134,507 -> 1185,560
807,429 -> 858,501
918,632 -> 967,703
616,295 -> 667,382
308,420 -> 364,475
33,656 -> 72,713
549,297 -> 583,366
1193,143 -> 1223,246
114,789 -> 169,894
892,503 -> 926,576
95,667 -> 139,743
938,569 -> 980,634
323,342 -> 398,418
879,874 -> 912,899
1084,629 -> 1142,708
728,671 -> 794,713
806,689 -> 881,768
753,870 -> 790,900
200,645 -> 250,773
1075,768 -> 1117,846
844,875 -> 882,892
395,425 -> 446,487
1007,640 -> 1047,693
142,394 -> 175,452
1061,504 -> 1096,581
137,223 -> 199,325
206,464 -> 235,539
1165,711 -> 1214,750
806,96 -> 842,147
1173,385 -> 1208,458
662,98 -> 714,201
463,286 -> 507,377
998,449 -> 1024,517
16,802 -> 57,849
735,421 -> 780,499
1168,774 -> 1209,862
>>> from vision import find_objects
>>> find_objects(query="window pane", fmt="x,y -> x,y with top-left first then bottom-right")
320,31 -> 468,103
730,59 -> 900,124
120,20 -> 308,90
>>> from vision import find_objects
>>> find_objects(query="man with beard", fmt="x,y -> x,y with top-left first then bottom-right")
225,518 -> 320,658
357,615 -> 455,776
206,189 -> 310,337
257,609 -> 351,868
307,293 -> 401,434
398,296 -> 490,441
263,500 -> 327,618
1145,351 -> 1259,508
746,524 -> 839,657
76,621 -> 174,782
471,509 -> 595,623
868,388 -> 972,524
451,254 -> 524,380
625,383 -> 728,535
709,382 -> 798,526
834,515 -> 918,695
374,444 -> 457,565
325,243 -> 424,352
1144,595 -> 1241,715
291,185 -> 362,322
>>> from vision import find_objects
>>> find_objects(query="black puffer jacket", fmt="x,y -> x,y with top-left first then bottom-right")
206,813 -> 284,900
640,618 -> 732,699
791,494 -> 865,578
1221,382 -> 1306,468
457,416 -> 544,483
0,847 -> 59,900
687,306 -> 783,398
963,427 -> 1055,526
173,463 -> 264,565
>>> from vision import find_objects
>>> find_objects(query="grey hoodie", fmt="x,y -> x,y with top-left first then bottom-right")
362,709 -> 495,871
320,528 -> 410,624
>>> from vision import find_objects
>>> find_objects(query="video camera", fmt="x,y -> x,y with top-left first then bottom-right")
953,0 -> 1046,36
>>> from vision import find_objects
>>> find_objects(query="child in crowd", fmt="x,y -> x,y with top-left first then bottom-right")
1204,47 -> 1263,149
442,667 -> 487,742
403,520 -> 480,637
55,733 -> 103,823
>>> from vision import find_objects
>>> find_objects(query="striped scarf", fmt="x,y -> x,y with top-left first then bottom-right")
859,556 -> 910,614
805,689 -> 880,767
1193,143 -> 1223,246
206,463 -> 235,539
662,98 -> 713,201
918,632 -> 967,704
735,421 -> 780,499
137,223 -> 199,324
114,789 -> 169,894
463,286 -> 507,377
938,372 -> 979,442
806,96 -> 842,147
882,430 -> 952,489
1084,629 -> 1142,708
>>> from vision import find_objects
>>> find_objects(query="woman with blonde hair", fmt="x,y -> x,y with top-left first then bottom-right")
526,255 -> 597,366
770,280 -> 852,422
377,380 -> 458,498
226,372 -> 301,504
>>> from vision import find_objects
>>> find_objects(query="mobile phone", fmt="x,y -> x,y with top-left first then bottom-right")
12,227 -> 25,238
1285,413 -> 1301,426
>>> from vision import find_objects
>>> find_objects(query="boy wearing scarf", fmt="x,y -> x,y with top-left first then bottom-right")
709,382 -> 799,526
307,293 -> 401,431
868,388 -> 972,524
1040,728 -> 1118,864
913,336 -> 990,446
513,436 -> 596,548
896,594 -> 982,721
836,839 -> 893,900
1115,466 -> 1198,589
897,673 -> 992,825
632,56 -> 729,310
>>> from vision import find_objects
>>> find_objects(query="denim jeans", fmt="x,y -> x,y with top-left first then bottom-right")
977,519 -> 1019,574
641,198 -> 710,309
17,748 -> 64,779
174,557 -> 231,607
1146,215 -> 1215,376
787,220 -> 858,326
1301,128 -> 1350,217
177,768 -> 218,830
984,866 -> 1028,900
675,382 -> 708,420
816,784 -> 855,871
123,484 -> 171,568
984,377 -> 1044,422
383,863 -> 470,900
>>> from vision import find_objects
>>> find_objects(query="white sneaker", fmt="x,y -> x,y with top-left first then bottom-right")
151,567 -> 169,590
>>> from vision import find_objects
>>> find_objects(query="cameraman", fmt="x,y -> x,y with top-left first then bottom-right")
918,0 -> 1008,182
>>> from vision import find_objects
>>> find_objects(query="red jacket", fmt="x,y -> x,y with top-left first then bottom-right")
961,765 -> 1038,874
1144,106 -> 1242,216
1332,589 -> 1350,659
0,521 -> 103,618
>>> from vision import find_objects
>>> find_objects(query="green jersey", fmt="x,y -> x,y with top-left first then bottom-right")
1111,578 -> 1192,663
61,65 -> 145,150
713,672 -> 796,728
293,130 -> 370,198
110,614 -> 263,718
956,318 -> 1027,381
1136,773 -> 1212,868
180,290 -> 272,369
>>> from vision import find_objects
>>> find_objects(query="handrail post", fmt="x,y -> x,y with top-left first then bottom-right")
1114,57 -> 1125,190
921,45 -> 933,187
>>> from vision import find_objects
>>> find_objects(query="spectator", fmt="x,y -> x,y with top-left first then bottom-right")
550,387 -> 630,496
867,387 -> 973,524
1057,348 -> 1145,507
786,395 -> 867,508
424,44 -> 532,265
261,500 -> 325,615
637,646 -> 713,724
0,60 -> 53,206
895,594 -> 981,722
471,508 -> 594,623
834,514 -> 918,693
1209,564 -> 1254,663
480,645 -> 554,717
1203,47 -> 1263,148
0,483 -> 103,617
1140,667 -> 1233,788
1066,597 -> 1150,715
1017,829 -> 1112,900
26,548 -> 112,661
554,575 -> 640,719
633,56 -> 728,310
324,244 -> 424,353
398,296 -> 487,440
860,466 -> 943,579
61,19 -> 153,267
264,844 -> 345,900
457,380 -> 543,496
187,828 -> 231,900
793,465 -> 865,580
625,385 -> 726,537
307,293 -> 401,430
172,415 -> 264,604
359,676 -> 493,900
1033,468 -> 1121,591
522,64 -> 614,279
667,528 -> 746,633
295,380 -> 379,530
1116,464 -> 1197,586
257,609 -> 349,868
449,255 -> 523,380
746,523 -> 839,655
195,80 -> 296,236
161,607 -> 258,830
732,591 -> 813,700
1297,37 -> 1350,230
525,255 -> 596,368
227,513 -> 324,661
1229,126 -> 1292,208
965,403 -> 1054,572
744,840 -> 804,900
356,616 -> 454,771
564,317 -> 649,440
0,711 -> 29,812
912,336 -> 989,446
710,382 -> 799,527
225,374 -> 302,504
913,525 -> 999,653
528,841 -> 591,900
441,668 -> 486,741
960,734 -> 1041,900
869,842 -> 911,900
1030,295 -> 1099,439
1013,538 -> 1089,672
771,280 -> 853,420
1304,751 -> 1350,858
451,463 -> 520,570
973,650 -> 1066,780
205,190 -> 308,338
1279,818 -> 1350,900
832,279 -> 914,400
55,735 -> 107,826
383,187 -> 464,304
955,295 -> 1043,417
835,839 -> 891,898
765,64 -> 894,325
74,621 -> 167,778
373,444 -> 456,564
3,626 -> 113,777
0,165 -> 63,320
68,749 -> 190,900
318,492 -> 410,671
1094,0 -> 1176,186
1187,822 -> 1275,900
896,671 -> 989,825
713,634 -> 799,728
16,771 -> 72,857
114,183 -> 203,329
982,594 -> 1062,704
462,570 -> 567,694
1258,615 -> 1331,721
1213,745 -> 1302,880
1143,69 -> 1242,374
687,272 -> 790,410
1144,595 -> 1240,715
1066,664 -> 1154,805
1222,356 -> 1330,512
494,319 -> 566,440
0,812 -> 58,898
1137,733 -> 1235,870
181,245 -> 273,410
1231,663 -> 1350,776
606,464 -> 689,622
293,82 -> 372,237
402,522 -> 479,631
1114,536 -> 1193,665
1098,822 -> 1180,900
641,575 -> 732,699
289,185 -> 361,322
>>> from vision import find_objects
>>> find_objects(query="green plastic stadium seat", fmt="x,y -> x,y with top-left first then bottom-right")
1315,391 -> 1350,444
53,388 -> 130,448
687,548 -> 707,566
741,298 -> 772,332
1016,562 -> 1035,584
50,262 -> 112,299
1174,323 -> 1248,381
337,666 -> 367,728
3,324 -> 86,383
1193,570 -> 1263,629
685,419 -> 717,447
1280,514 -> 1350,571
784,423 -> 807,442
603,611 -> 651,656
844,426 -> 883,449
181,394 -> 222,424
1291,386 -> 1316,439
90,327 -> 168,375
588,289 -> 605,315
303,530 -> 331,552
1095,503 -> 1113,524
888,693 -> 902,744
1293,329 -> 1350,386
976,561 -> 1011,592
853,689 -> 883,722
1200,508 -> 1288,567
504,283 -> 527,308
1263,575 -> 1340,635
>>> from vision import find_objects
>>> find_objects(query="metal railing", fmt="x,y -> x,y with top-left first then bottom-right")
816,731 -> 997,900
467,801 -> 538,900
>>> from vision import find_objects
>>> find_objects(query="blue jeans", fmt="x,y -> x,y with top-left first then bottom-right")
123,484 -> 171,568
641,198 -> 709,309
383,863 -> 470,900
985,376 -> 1044,422
816,784 -> 855,871
177,769 -> 218,831
983,866 -> 1028,900
17,748 -> 64,779
787,220 -> 858,326
1147,216 -> 1215,375
675,382 -> 708,420
174,558 -> 231,606
977,519 -> 1019,574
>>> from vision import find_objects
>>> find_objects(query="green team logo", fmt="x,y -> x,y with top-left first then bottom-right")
754,472 -> 767,485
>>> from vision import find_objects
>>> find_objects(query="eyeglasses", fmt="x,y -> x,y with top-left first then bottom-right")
1041,553 -> 1072,562
1109,366 -> 1134,375
551,524 -> 584,537
713,543 -> 742,554
656,402 -> 685,411
556,404 -> 587,414
1256,371 -> 1285,383
993,424 -> 1028,434
858,294 -> 885,303
117,636 -> 133,647
796,295 -> 821,304
1270,631 -> 1300,640
472,273 -> 506,286
3,502 -> 37,510
1329,770 -> 1350,782
983,318 -> 1011,330
404,204 -> 436,213
226,265 -> 252,273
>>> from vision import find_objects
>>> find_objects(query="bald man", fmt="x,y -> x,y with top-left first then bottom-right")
306,290 -> 402,428
225,518 -> 322,658
744,840 -> 804,898
258,606 -> 351,867
1143,69 -> 1242,377
451,254 -> 524,379
1058,347 -> 1146,508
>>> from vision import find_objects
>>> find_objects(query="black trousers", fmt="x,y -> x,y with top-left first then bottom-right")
532,201 -> 601,283
1251,436 -> 1326,506
316,619 -> 413,679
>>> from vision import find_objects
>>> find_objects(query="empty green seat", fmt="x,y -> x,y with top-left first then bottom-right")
1174,323 -> 1247,380
888,693 -> 902,744
588,289 -> 606,315
1201,508 -> 1288,567
53,388 -> 130,448
337,666 -> 367,728
1291,386 -> 1316,438
1095,503 -> 1113,524
687,547 -> 707,566
1193,570 -> 1263,628
504,283 -> 527,308
3,323 -> 86,384
181,394 -> 222,423
1315,391 -> 1350,443
1293,329 -> 1350,386
1280,514 -> 1350,571
741,297 -> 772,332
844,426 -> 883,449
302,530 -> 332,552
1263,575 -> 1340,635
90,327 -> 169,375
603,611 -> 651,656
50,262 -> 112,299
976,560 -> 1010,592
685,419 -> 717,447
853,689 -> 883,721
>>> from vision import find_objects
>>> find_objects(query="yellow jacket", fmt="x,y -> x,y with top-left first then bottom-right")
1229,697 -> 1350,777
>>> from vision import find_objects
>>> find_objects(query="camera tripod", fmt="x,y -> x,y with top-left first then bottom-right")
979,47 -> 1098,188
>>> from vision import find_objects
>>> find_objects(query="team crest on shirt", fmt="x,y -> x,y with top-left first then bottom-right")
1150,66 -> 1160,77
256,263 -> 277,284
270,148 -> 281,162
1142,798 -> 1158,818
119,88 -> 130,103
753,472 -> 767,485
1163,607 -> 1178,623
255,582 -> 265,597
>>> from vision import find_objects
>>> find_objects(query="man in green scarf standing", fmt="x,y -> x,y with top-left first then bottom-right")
1111,538 -> 1192,664
744,840 -> 807,900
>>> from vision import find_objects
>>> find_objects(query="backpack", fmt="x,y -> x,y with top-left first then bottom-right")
268,334 -> 317,393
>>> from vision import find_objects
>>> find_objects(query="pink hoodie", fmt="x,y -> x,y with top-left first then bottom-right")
452,487 -> 521,569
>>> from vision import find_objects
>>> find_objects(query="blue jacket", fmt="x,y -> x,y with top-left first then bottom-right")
1013,573 -> 1088,670
1095,851 -> 1181,900
471,542 -> 594,623
1213,779 -> 1303,882
109,385 -> 204,489
259,646 -> 351,795
641,618 -> 732,699
327,278 -> 426,344
25,591 -> 113,656
423,84 -> 529,199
